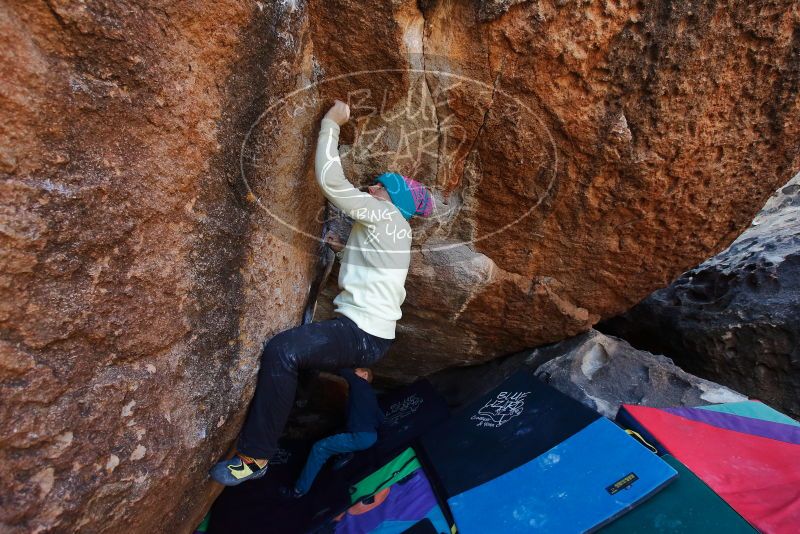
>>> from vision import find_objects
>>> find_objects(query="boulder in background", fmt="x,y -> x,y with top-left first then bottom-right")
601,173 -> 800,419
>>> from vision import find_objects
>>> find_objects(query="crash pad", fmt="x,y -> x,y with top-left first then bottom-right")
599,454 -> 756,533
446,417 -> 677,533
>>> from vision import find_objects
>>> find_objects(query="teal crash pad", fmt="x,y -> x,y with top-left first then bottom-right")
599,454 -> 756,533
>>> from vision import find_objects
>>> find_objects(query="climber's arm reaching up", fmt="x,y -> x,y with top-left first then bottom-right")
314,101 -> 389,225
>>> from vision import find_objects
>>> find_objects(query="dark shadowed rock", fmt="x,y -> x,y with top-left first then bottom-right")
601,173 -> 800,419
424,344 -> 554,408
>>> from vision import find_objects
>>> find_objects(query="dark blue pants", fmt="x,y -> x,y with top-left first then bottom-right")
295,431 -> 378,494
237,315 -> 392,459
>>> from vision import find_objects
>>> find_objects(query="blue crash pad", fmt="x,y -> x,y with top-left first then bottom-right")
447,417 -> 677,533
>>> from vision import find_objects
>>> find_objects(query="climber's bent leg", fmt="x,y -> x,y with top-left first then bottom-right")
294,431 -> 378,495
235,314 -> 391,461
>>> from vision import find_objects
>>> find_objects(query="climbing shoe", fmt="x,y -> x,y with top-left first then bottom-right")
278,486 -> 306,499
210,454 -> 268,486
332,452 -> 355,471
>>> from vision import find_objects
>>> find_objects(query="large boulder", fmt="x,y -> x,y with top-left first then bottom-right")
426,329 -> 746,418
532,330 -> 747,418
312,0 -> 800,380
601,173 -> 800,419
0,2 -> 319,532
1,0 -> 798,531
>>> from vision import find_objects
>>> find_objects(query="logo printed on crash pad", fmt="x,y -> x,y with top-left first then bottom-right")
606,472 -> 639,495
385,394 -> 424,427
471,391 -> 530,428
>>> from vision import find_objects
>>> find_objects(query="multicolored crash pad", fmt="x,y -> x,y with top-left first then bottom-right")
418,370 -> 677,533
599,454 -> 756,533
208,380 -> 450,534
444,417 -> 677,533
420,369 -> 601,500
348,448 -> 421,504
617,401 -> 800,533
333,449 -> 453,534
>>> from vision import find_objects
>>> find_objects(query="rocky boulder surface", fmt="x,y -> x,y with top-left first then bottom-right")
602,173 -> 800,419
427,329 -> 746,418
1,1 -> 319,532
312,0 -> 800,380
1,1 -> 799,532
532,330 -> 747,418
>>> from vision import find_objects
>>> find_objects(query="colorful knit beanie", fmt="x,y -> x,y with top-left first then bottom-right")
375,172 -> 435,220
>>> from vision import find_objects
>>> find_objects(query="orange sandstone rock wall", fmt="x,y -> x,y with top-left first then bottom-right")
1,1 -> 319,531
316,0 -> 800,380
1,0 -> 798,531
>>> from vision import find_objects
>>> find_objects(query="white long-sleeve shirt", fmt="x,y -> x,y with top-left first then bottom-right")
314,118 -> 411,339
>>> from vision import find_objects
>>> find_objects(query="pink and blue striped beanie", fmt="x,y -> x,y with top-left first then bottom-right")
375,172 -> 435,220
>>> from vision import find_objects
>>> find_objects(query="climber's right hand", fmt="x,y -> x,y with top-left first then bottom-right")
324,99 -> 350,126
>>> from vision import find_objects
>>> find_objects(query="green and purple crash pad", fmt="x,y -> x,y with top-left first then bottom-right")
333,448 -> 453,533
348,447 -> 421,504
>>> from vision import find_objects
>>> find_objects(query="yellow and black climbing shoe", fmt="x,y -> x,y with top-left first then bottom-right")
210,454 -> 269,486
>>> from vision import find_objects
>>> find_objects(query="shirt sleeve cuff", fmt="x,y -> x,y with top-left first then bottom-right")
320,117 -> 341,132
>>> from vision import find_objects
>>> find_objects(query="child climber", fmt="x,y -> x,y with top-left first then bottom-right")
210,100 -> 434,486
281,367 -> 384,498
